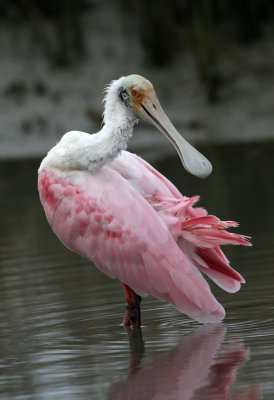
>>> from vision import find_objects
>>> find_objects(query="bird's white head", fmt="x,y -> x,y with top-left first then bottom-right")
104,74 -> 212,179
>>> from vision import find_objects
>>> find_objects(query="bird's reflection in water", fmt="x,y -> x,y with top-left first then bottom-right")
109,325 -> 261,400
123,326 -> 145,375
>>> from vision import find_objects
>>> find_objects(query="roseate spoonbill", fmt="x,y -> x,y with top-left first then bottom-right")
38,74 -> 251,327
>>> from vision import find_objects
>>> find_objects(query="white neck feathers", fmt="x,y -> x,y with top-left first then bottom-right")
40,77 -> 138,172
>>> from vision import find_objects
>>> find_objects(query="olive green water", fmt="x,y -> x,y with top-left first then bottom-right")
0,142 -> 273,399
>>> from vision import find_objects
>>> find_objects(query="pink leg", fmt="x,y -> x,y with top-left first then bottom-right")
122,283 -> 142,328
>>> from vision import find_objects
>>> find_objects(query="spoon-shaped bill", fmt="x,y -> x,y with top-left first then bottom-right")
138,90 -> 212,179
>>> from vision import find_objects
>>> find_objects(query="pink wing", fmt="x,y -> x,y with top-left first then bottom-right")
110,151 -> 251,293
38,164 -> 225,323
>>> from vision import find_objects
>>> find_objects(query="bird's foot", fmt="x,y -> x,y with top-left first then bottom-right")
122,283 -> 142,328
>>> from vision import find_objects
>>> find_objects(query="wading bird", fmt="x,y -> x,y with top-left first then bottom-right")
38,74 -> 250,327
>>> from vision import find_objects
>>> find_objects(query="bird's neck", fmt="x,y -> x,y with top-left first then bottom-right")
41,116 -> 137,173
88,117 -> 137,171
40,80 -> 139,172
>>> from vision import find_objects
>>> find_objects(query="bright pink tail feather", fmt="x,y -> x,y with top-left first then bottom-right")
177,197 -> 251,293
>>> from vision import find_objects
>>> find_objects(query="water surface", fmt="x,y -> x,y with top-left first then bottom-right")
0,142 -> 273,399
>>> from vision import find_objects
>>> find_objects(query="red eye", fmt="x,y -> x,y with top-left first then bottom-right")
131,89 -> 137,96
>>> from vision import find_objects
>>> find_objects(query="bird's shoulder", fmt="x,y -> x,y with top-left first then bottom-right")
38,165 -> 171,242
109,150 -> 182,199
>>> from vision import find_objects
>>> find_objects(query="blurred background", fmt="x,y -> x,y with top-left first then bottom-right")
0,0 -> 274,157
1,1 -> 274,399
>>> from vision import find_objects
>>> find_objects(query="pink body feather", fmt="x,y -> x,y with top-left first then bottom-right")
38,150 -> 250,323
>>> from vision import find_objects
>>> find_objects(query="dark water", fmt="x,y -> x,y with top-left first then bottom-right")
0,142 -> 274,399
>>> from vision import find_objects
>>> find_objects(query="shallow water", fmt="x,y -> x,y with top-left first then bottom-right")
0,142 -> 274,399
